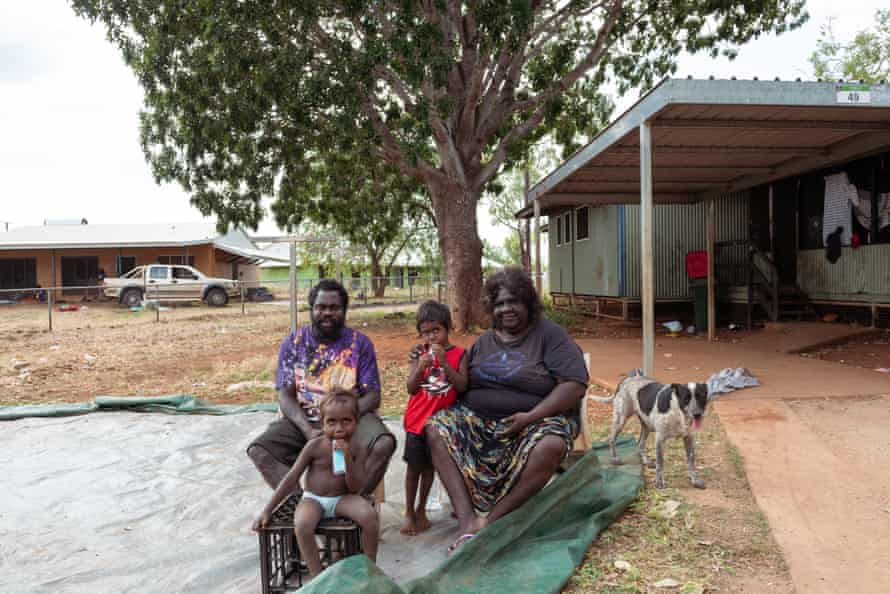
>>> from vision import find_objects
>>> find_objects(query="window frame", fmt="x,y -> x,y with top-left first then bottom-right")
575,206 -> 590,241
116,255 -> 137,276
158,255 -> 196,267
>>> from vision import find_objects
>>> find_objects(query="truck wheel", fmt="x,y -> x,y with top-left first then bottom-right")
206,288 -> 228,307
121,288 -> 143,308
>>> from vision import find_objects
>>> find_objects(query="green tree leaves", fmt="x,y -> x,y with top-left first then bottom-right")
811,10 -> 890,83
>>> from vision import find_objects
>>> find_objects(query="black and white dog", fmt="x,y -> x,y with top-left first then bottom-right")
589,376 -> 710,489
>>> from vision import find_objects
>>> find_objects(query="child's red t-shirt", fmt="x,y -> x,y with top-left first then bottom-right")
404,345 -> 465,435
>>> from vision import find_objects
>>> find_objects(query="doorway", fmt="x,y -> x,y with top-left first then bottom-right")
61,256 -> 99,295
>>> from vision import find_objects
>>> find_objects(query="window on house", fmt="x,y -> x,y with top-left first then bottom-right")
116,256 -> 136,276
158,255 -> 195,267
576,207 -> 589,240
0,258 -> 37,290
564,212 -> 572,243
555,214 -> 562,245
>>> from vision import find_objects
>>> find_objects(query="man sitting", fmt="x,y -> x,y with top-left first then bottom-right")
247,279 -> 395,497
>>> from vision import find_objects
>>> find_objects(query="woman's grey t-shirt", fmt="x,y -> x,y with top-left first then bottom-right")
462,318 -> 588,420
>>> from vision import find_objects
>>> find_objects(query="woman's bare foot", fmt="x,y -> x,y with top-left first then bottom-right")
458,514 -> 487,535
414,511 -> 432,533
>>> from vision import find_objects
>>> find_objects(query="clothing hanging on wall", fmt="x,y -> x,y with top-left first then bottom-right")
852,188 -> 890,233
823,172 -> 856,246
825,226 -> 844,263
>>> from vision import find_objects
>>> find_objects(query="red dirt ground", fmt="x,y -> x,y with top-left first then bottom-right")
800,329 -> 890,371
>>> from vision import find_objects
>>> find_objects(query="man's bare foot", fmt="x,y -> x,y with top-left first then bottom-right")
400,514 -> 417,536
414,511 -> 432,533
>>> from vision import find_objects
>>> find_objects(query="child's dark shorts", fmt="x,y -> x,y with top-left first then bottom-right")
402,431 -> 433,469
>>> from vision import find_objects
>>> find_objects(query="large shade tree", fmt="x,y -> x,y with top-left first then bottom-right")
73,0 -> 807,330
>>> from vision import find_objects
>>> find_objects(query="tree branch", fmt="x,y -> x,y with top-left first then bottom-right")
511,0 -> 625,115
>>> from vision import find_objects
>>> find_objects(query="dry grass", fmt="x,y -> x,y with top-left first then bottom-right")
564,401 -> 791,594
0,302 -> 418,406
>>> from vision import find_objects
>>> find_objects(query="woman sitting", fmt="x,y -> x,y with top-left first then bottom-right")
425,267 -> 588,552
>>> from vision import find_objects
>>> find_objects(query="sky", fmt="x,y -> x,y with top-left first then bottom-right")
1,1 -> 886,243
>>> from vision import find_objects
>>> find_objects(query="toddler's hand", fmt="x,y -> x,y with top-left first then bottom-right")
252,510 -> 271,531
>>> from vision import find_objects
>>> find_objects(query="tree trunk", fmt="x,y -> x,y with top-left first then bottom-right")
522,219 -> 531,273
429,182 -> 486,332
371,258 -> 386,298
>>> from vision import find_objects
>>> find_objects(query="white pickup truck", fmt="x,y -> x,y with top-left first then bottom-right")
103,264 -> 239,307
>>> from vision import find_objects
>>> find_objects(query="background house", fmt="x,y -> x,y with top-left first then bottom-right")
0,221 -> 282,296
258,244 -> 441,293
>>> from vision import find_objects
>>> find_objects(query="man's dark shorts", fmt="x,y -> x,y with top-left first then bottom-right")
248,413 -> 394,468
402,431 -> 433,469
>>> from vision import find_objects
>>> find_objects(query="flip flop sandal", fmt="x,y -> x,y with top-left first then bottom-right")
447,532 -> 476,555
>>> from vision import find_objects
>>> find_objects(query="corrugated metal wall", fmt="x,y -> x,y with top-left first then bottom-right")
573,205 -> 620,296
798,245 -> 890,301
622,192 -> 749,299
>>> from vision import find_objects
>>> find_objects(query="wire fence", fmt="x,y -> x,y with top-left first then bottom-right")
0,276 -> 448,332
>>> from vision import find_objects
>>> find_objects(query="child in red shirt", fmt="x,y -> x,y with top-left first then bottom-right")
401,301 -> 467,535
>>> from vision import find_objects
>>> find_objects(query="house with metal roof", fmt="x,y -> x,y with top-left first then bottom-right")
0,221 -> 286,295
518,77 -> 890,374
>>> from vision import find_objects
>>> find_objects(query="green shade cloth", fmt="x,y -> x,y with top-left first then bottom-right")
304,438 -> 642,594
0,394 -> 279,421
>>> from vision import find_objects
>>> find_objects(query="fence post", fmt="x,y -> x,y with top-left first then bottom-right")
49,253 -> 56,332
155,286 -> 160,323
409,281 -> 413,303
47,285 -> 53,332
241,284 -> 245,315
437,282 -> 443,304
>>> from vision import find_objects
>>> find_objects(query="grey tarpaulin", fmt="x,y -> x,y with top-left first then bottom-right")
0,395 -> 279,421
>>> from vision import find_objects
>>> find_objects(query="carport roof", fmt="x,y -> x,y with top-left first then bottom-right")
518,78 -> 890,217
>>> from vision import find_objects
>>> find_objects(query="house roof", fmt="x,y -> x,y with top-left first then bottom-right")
258,242 -> 433,268
0,222 -> 289,263
518,78 -> 890,217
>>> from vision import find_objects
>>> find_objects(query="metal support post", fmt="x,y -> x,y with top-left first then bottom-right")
289,241 -> 298,332
534,198 -> 542,295
241,283 -> 245,315
707,199 -> 716,341
639,122 -> 654,377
